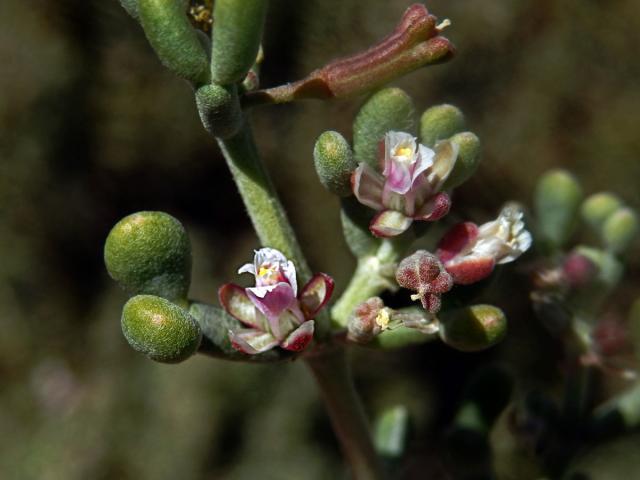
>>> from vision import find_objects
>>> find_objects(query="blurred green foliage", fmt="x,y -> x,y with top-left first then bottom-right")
1,0 -> 639,478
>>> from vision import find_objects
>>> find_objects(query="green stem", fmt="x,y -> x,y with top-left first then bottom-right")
216,117 -> 330,336
306,348 -> 385,480
332,239 -> 405,328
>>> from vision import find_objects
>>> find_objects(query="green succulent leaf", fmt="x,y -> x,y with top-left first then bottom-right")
353,88 -> 416,169
122,294 -> 202,363
104,211 -> 191,301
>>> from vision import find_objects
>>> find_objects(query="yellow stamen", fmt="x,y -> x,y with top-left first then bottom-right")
258,266 -> 271,277
375,309 -> 391,330
395,146 -> 413,158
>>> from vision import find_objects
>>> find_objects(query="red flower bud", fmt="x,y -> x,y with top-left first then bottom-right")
396,250 -> 453,313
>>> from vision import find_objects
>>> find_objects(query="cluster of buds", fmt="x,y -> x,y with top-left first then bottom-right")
352,131 -> 457,237
219,248 -> 334,354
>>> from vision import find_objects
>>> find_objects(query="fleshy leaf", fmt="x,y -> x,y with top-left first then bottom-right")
229,328 -> 279,355
370,210 -> 413,237
281,320 -> 315,352
218,283 -> 266,330
300,273 -> 335,319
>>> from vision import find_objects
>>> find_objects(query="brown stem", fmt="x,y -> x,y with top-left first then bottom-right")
306,347 -> 385,480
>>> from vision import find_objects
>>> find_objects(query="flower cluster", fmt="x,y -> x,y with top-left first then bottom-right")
352,131 -> 457,237
436,204 -> 532,285
219,248 -> 334,354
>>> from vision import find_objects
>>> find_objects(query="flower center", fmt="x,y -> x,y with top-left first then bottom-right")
257,263 -> 285,285
375,308 -> 391,330
393,145 -> 415,164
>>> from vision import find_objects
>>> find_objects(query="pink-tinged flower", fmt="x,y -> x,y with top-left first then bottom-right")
219,248 -> 334,355
395,250 -> 453,313
437,204 -> 532,285
352,131 -> 458,237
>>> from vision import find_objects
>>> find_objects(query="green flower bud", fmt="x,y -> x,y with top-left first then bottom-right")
138,0 -> 210,85
439,304 -> 507,352
195,83 -> 242,139
122,295 -> 201,363
442,131 -> 481,190
419,104 -> 465,147
534,169 -> 583,249
581,192 -> 622,231
353,88 -> 415,168
313,131 -> 357,196
211,0 -> 268,85
602,207 -> 639,254
104,211 -> 191,301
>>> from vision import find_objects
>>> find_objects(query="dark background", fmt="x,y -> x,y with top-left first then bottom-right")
1,0 -> 639,478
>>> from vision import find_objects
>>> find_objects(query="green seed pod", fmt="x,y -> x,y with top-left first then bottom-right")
104,211 -> 191,301
122,295 -> 201,363
313,131 -> 357,197
340,197 -> 380,258
353,88 -> 415,169
119,0 -> 140,20
581,192 -> 622,231
602,207 -> 639,254
534,169 -> 583,249
442,131 -> 481,190
439,304 -> 507,352
211,0 -> 268,85
419,104 -> 465,148
195,83 -> 243,139
138,0 -> 210,85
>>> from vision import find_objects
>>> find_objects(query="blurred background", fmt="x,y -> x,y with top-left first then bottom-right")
1,0 -> 639,478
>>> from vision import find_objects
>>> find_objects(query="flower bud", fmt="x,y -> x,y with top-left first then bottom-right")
419,104 -> 465,147
347,297 -> 386,343
396,250 -> 453,313
573,246 -> 623,289
210,0 -> 268,85
138,0 -> 210,85
439,304 -> 507,352
602,207 -> 639,254
562,251 -> 598,288
353,88 -> 416,169
534,169 -> 583,249
581,192 -> 622,231
104,211 -> 191,301
122,295 -> 202,363
195,83 -> 243,139
314,131 -> 357,196
442,131 -> 481,190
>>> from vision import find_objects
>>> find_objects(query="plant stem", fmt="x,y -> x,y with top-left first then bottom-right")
306,348 -> 385,480
216,116 -> 331,336
332,239 -> 405,328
